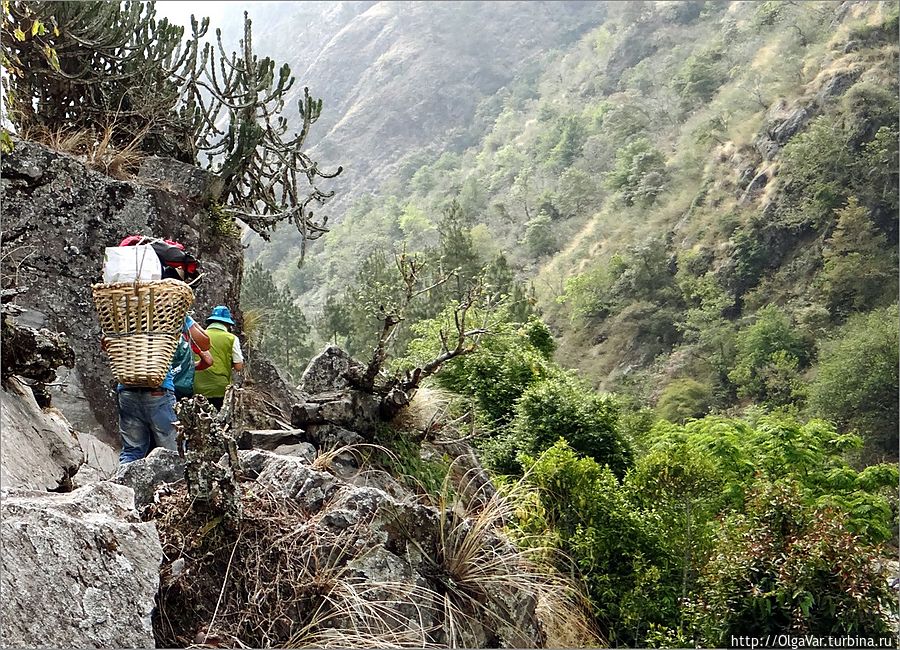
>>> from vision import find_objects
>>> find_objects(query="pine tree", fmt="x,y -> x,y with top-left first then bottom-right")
437,200 -> 482,299
821,197 -> 896,315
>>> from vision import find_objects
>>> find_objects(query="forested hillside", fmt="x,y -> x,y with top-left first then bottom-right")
245,0 -> 897,458
236,4 -> 900,639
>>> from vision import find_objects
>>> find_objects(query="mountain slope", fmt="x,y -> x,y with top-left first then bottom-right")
213,1 -> 609,270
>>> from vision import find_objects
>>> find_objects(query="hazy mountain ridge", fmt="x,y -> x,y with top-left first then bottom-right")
220,1 -> 608,268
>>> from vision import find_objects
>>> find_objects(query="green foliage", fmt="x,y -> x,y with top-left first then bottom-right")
645,414 -> 897,543
509,374 -> 632,478
728,305 -> 812,405
672,45 -> 728,104
372,425 -> 449,497
315,294 -> 352,347
605,138 -> 668,206
522,211 -> 558,257
520,317 -> 556,359
519,441 -> 677,646
820,197 -> 896,315
410,313 -> 553,427
691,480 -> 896,644
557,167 -> 598,217
240,262 -> 313,382
656,378 -> 712,423
809,305 -> 899,456
546,115 -> 587,170
437,200 -> 482,299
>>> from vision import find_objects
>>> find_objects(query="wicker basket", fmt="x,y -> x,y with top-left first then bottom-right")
92,279 -> 194,387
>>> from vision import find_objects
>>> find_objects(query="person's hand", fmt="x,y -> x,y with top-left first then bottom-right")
195,349 -> 213,371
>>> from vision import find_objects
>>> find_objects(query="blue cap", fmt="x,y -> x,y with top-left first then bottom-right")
207,305 -> 235,325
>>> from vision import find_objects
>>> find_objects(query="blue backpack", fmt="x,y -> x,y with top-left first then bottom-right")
171,334 -> 195,399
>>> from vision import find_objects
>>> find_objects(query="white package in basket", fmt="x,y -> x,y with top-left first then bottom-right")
102,245 -> 162,283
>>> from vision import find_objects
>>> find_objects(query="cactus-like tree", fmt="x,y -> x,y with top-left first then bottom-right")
1,1 -> 341,262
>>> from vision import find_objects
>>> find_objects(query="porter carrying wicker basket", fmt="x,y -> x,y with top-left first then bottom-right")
92,279 -> 195,387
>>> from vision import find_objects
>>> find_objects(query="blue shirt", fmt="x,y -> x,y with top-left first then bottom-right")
118,315 -> 195,392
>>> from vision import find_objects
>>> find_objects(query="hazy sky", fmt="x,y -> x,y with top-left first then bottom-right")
154,2 -> 287,32
154,1 -> 225,29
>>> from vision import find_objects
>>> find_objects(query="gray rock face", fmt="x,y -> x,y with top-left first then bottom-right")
300,345 -> 366,394
1,138 -> 243,447
0,377 -> 84,491
74,430 -> 120,486
292,391 -> 381,439
114,447 -> 186,509
272,442 -> 318,462
138,156 -> 224,204
0,481 -> 162,649
237,428 -> 305,451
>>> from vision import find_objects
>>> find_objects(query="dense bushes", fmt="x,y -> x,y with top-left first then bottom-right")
728,305 -> 813,405
809,305 -> 899,457
605,138 -> 669,206
692,481 -> 896,644
508,375 -> 631,477
519,441 -> 678,646
510,414 -> 898,646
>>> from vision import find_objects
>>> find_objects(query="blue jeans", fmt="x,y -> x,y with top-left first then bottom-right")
117,389 -> 179,464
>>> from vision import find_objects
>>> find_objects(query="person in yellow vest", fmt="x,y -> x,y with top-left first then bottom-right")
193,305 -> 244,409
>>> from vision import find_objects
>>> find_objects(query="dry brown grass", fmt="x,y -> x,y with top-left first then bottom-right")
153,481 -> 443,648
18,121 -> 145,180
152,457 -> 603,648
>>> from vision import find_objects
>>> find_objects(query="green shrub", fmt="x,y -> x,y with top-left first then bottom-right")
728,305 -> 813,404
605,138 -> 668,206
809,305 -> 899,456
672,46 -> 728,104
523,211 -> 559,257
520,441 -> 678,646
820,197 -> 896,315
510,374 -> 632,477
656,378 -> 713,423
690,480 -> 896,645
644,414 -> 898,542
407,313 -> 553,427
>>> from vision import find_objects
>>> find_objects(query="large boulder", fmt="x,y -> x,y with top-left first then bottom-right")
0,481 -> 162,648
0,376 -> 84,491
114,448 -> 186,509
299,345 -> 366,394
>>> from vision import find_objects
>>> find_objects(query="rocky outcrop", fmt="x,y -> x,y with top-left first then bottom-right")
1,309 -> 74,389
1,138 -> 244,446
157,448 -> 545,648
114,448 -> 186,509
0,481 -> 162,649
754,62 -> 865,160
0,377 -> 85,491
300,344 -> 366,394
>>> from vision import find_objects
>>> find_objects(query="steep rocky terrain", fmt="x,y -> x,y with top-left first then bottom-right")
0,137 -> 580,648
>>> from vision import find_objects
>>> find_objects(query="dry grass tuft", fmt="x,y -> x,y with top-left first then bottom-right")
151,459 -> 603,648
153,481 -> 442,648
390,386 -> 455,436
18,122 -> 145,180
